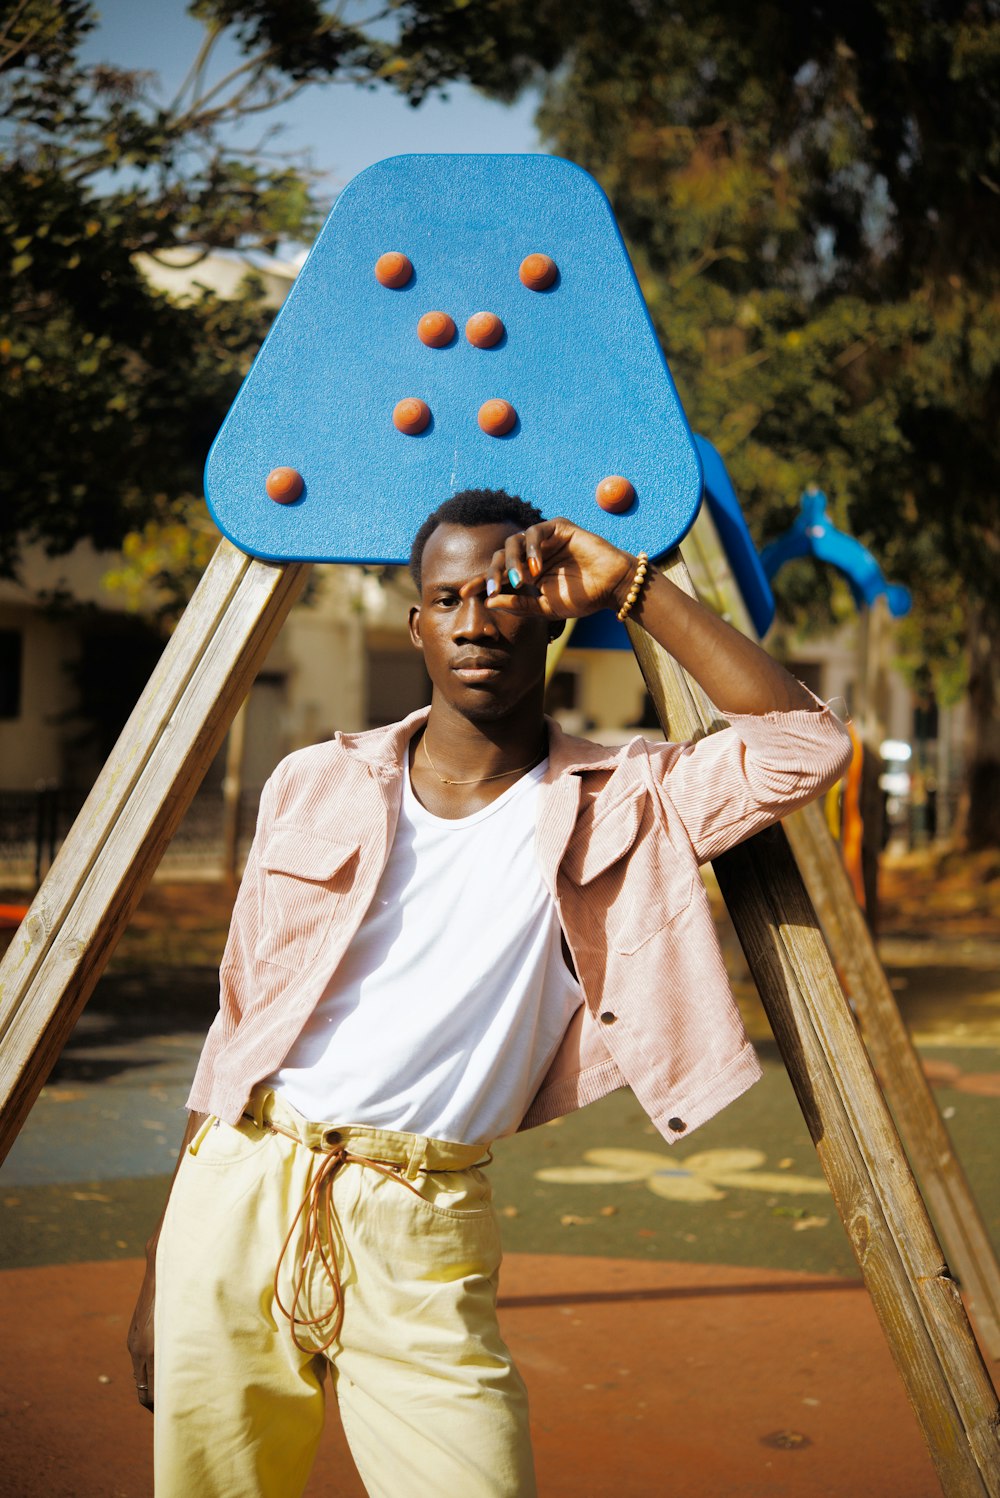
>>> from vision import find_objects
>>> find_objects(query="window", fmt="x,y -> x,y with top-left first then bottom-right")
0,630 -> 22,720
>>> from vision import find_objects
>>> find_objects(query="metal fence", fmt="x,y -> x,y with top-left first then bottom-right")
0,783 -> 263,887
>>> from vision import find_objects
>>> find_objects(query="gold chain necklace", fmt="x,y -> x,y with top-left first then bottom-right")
419,733 -> 545,787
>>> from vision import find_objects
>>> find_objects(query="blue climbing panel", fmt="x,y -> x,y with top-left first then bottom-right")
205,154 -> 703,565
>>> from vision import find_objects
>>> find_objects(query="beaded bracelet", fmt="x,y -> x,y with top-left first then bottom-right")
616,552 -> 650,622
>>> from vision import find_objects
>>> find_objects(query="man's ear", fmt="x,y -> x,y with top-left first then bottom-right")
408,604 -> 423,650
547,620 -> 566,642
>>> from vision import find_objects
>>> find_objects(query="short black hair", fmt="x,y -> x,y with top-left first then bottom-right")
409,488 -> 543,591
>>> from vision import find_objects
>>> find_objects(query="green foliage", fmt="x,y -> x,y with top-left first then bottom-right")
524,0 -> 1000,697
491,0 -> 1000,836
4,0 -> 1000,831
0,2 -> 305,575
0,0 -> 560,581
393,0 -> 573,103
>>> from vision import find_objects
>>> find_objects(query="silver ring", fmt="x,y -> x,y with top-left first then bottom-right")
136,1383 -> 148,1391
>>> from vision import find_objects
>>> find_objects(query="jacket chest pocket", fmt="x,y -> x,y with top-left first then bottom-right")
257,827 -> 361,973
561,787 -> 694,955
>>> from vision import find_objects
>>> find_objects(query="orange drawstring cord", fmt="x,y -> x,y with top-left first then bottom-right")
268,1126 -> 426,1355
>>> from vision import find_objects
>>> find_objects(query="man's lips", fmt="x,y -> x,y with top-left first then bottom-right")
452,654 -> 509,681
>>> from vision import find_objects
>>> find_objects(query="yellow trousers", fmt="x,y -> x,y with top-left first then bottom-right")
153,1088 -> 536,1498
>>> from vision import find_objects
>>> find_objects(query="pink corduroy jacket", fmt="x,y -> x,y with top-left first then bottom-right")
188,698 -> 852,1144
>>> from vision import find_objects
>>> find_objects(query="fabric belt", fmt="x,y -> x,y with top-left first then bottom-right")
243,1086 -> 491,1354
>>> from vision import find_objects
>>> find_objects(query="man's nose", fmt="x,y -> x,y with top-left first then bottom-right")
453,591 -> 499,637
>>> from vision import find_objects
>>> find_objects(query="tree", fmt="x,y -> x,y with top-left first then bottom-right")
5,0 -> 999,840
519,0 -> 1000,843
0,0 -> 567,582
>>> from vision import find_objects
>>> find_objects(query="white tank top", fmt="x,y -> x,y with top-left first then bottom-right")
268,759 -> 583,1142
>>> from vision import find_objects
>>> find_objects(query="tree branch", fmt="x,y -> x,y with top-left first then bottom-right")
174,42 -> 285,126
716,347 -> 771,380
168,20 -> 222,114
669,244 -> 747,289
0,0 -> 34,68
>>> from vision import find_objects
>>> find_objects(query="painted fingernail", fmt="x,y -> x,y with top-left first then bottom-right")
528,552 -> 541,576
486,578 -> 497,596
508,567 -> 521,589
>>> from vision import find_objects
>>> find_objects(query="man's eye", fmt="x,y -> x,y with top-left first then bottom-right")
434,594 -> 458,607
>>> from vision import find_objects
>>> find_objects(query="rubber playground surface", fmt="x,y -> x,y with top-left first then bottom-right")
1,855 -> 999,1497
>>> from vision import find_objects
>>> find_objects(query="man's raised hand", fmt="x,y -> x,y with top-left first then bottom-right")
460,518 -> 637,621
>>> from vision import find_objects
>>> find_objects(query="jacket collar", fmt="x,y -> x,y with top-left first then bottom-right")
335,706 -> 430,776
334,707 -> 623,779
544,717 -> 623,777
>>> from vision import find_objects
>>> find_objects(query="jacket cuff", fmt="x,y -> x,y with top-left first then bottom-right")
719,691 -> 853,788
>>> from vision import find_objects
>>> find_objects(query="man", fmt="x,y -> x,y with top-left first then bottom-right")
128,489 -> 851,1498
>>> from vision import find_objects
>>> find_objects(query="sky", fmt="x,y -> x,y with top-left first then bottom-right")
80,0 -> 544,211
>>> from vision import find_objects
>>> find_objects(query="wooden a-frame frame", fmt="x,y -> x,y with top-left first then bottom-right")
0,536 -> 998,1495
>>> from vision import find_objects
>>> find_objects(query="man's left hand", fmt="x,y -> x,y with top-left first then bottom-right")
461,518 -> 636,620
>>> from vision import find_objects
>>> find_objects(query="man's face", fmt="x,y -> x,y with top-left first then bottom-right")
409,521 -> 551,722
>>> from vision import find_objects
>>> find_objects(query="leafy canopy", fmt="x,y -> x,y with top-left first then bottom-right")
4,1 -> 999,709
522,1 -> 1000,682
0,0 -> 565,585
511,0 -> 1000,840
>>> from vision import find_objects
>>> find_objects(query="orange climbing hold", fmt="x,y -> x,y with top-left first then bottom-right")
478,399 -> 517,437
393,397 -> 431,435
595,475 -> 636,514
519,253 -> 558,291
265,467 -> 304,504
465,311 -> 505,348
375,252 -> 413,288
417,311 -> 456,347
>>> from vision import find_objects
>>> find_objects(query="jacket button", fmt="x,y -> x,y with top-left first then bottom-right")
599,1011 -> 617,1025
668,1117 -> 687,1133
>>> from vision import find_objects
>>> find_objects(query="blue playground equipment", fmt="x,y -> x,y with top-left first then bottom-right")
694,436 -> 775,638
205,154 -> 703,566
759,489 -> 911,618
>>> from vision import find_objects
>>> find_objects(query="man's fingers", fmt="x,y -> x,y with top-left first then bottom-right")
471,521 -> 578,609
135,1356 -> 154,1412
520,521 -> 551,576
127,1284 -> 156,1413
502,531 -> 531,591
523,521 -> 553,578
473,521 -> 574,598
485,589 -> 553,618
458,573 -> 487,600
523,519 -> 575,580
483,546 -> 508,599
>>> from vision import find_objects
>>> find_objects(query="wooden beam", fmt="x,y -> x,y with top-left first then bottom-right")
0,541 -> 308,1165
786,798 -> 1000,1358
684,503 -> 1000,1361
627,549 -> 1000,1498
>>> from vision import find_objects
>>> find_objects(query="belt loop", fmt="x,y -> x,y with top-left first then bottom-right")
249,1087 -> 271,1129
187,1115 -> 217,1157
404,1135 -> 426,1180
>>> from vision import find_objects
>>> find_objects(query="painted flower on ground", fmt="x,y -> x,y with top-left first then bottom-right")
535,1147 -> 831,1204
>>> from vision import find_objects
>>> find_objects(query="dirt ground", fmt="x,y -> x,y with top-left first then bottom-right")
879,845 -> 1000,941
